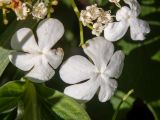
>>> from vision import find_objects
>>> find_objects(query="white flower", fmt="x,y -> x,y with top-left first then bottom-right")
92,22 -> 104,36
86,4 -> 101,20
104,0 -> 150,41
97,10 -> 113,25
32,2 -> 48,19
15,3 -> 30,20
9,18 -> 64,83
80,4 -> 101,26
59,37 -> 125,102
80,10 -> 93,26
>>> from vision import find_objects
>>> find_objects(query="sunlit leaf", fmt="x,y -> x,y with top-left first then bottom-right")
0,81 -> 26,113
0,47 -> 12,77
36,84 -> 91,120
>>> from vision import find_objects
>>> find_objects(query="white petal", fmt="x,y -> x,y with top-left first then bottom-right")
116,6 -> 131,21
9,52 -> 36,71
83,37 -> 114,70
104,21 -> 129,41
129,18 -> 150,40
123,0 -> 141,16
36,18 -> 64,50
105,50 -> 125,79
59,55 -> 95,84
98,78 -> 117,102
26,55 -> 55,83
64,78 -> 99,102
45,48 -> 64,69
11,28 -> 39,53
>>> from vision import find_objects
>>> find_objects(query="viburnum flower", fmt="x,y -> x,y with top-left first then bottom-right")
80,4 -> 101,26
104,0 -> 150,41
92,22 -> 104,36
32,2 -> 48,19
59,37 -> 125,102
14,3 -> 30,20
9,18 -> 64,83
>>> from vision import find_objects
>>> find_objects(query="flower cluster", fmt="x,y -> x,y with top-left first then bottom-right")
104,0 -> 150,41
80,4 -> 113,36
8,0 -> 150,103
0,0 -> 58,23
80,0 -> 150,41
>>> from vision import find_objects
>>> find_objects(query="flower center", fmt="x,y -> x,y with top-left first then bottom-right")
38,51 -> 43,55
95,67 -> 106,78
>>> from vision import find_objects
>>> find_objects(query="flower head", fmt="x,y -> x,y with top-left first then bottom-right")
80,4 -> 101,26
92,22 -> 104,36
59,37 -> 125,102
14,2 -> 30,20
9,18 -> 64,83
80,4 -> 114,36
32,2 -> 48,19
97,10 -> 113,25
104,0 -> 150,41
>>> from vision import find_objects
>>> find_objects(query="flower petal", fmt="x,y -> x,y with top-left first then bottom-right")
11,28 -> 39,53
45,48 -> 64,69
64,78 -> 99,102
104,21 -> 129,41
105,50 -> 125,79
36,18 -> 64,50
98,78 -> 117,102
59,55 -> 95,84
129,18 -> 150,40
9,52 -> 36,71
83,37 -> 114,70
123,0 -> 141,16
116,6 -> 131,21
26,55 -> 55,83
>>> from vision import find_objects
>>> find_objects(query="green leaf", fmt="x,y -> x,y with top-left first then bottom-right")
0,81 -> 26,113
0,17 -> 38,78
0,109 -> 17,120
0,47 -> 12,77
151,50 -> 160,61
36,84 -> 91,120
19,80 -> 65,120
110,90 -> 135,110
21,81 -> 41,120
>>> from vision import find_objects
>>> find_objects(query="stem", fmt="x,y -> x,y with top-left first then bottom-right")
2,8 -> 8,24
71,0 -> 84,46
147,104 -> 158,120
112,89 -> 134,120
87,24 -> 93,30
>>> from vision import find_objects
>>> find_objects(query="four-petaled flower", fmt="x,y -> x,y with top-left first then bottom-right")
104,0 -> 150,41
9,18 -> 64,83
59,37 -> 125,102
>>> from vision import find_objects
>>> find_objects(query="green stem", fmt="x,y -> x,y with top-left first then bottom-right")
112,89 -> 134,120
147,104 -> 158,120
2,8 -> 8,24
71,0 -> 84,46
87,24 -> 93,30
